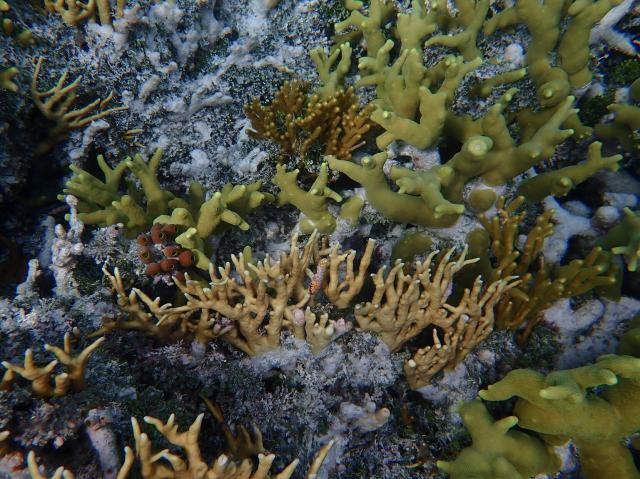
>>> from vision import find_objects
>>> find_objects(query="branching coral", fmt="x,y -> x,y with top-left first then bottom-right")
359,43 -> 482,149
201,396 -> 266,460
328,152 -> 463,227
595,78 -> 640,153
351,247 -> 518,388
245,81 -> 375,167
1,0 -> 34,93
1,334 -> 104,398
558,0 -> 625,88
516,141 -> 623,202
0,66 -> 19,92
43,0 -> 127,26
477,354 -> 640,478
95,232 -> 375,355
469,197 -> 617,343
27,412 -> 333,479
436,400 -> 559,478
31,57 -> 128,154
28,449 -> 133,479
597,207 -> 640,271
440,321 -> 640,479
61,149 -> 273,239
272,162 -> 342,234
482,0 -> 595,139
329,85 -> 580,227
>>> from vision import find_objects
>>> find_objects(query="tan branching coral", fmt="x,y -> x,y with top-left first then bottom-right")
290,308 -> 352,354
403,275 -> 513,388
201,396 -> 266,460
354,248 -> 518,355
44,0 -> 127,26
28,449 -> 133,479
27,409 -> 333,478
473,196 -> 617,343
31,57 -> 127,153
244,81 -> 374,166
130,413 -> 333,479
96,232 -> 375,355
1,334 -> 104,398
94,265 -> 234,345
321,238 -> 376,308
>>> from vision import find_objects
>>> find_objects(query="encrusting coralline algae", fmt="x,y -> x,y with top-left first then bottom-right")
0,0 -> 639,477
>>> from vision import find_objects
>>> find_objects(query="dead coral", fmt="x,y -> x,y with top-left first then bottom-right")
1,334 -> 104,398
31,57 -> 127,154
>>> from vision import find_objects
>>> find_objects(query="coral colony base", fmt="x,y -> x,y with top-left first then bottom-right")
0,0 -> 639,477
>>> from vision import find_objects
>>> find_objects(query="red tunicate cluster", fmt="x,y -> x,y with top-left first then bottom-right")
136,224 -> 196,283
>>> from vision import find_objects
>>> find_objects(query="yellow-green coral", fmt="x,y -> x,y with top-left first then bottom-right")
595,78 -> 640,153
437,400 -> 559,478
0,66 -> 18,92
272,162 -> 341,234
597,208 -> 640,271
441,321 -> 640,479
517,141 -> 622,202
328,152 -> 462,227
31,57 -> 128,154
61,149 -> 272,239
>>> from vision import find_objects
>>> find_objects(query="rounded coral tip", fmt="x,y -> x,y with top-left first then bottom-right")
160,258 -> 178,272
178,250 -> 195,267
163,245 -> 181,258
145,263 -> 161,275
138,246 -> 153,264
136,234 -> 150,246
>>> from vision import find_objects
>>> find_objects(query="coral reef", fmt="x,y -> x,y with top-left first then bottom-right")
0,0 -> 638,477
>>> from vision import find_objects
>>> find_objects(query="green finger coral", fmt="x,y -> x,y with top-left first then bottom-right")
595,78 -> 640,153
61,149 -> 272,239
272,162 -> 341,234
478,354 -> 640,479
327,153 -> 462,227
517,141 -> 622,202
597,208 -> 640,271
436,400 -> 559,478
442,321 -> 640,479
